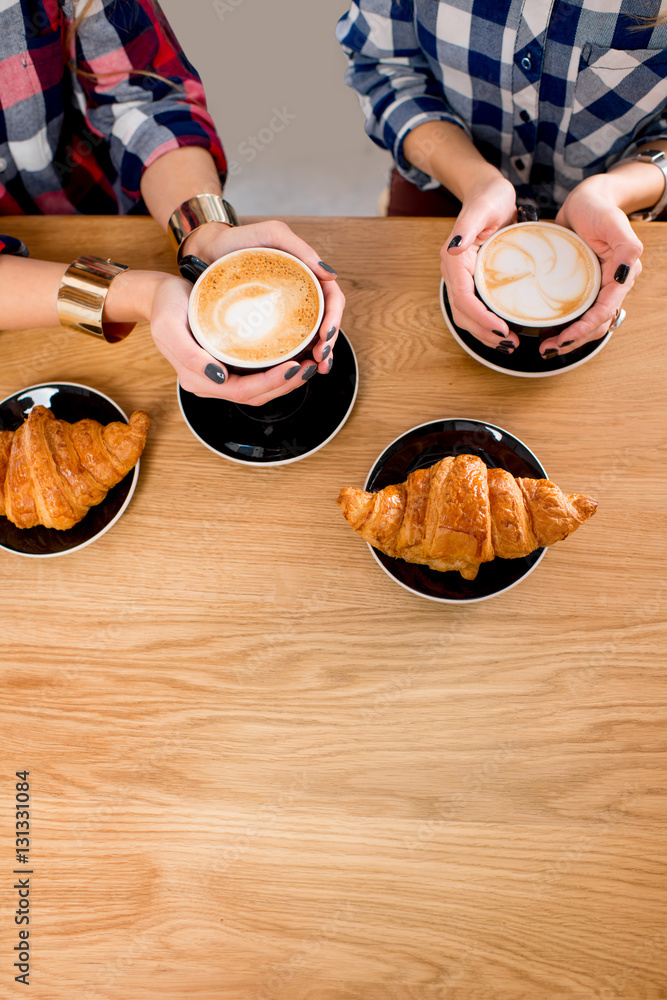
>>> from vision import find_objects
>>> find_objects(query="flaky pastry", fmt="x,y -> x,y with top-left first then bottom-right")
337,454 -> 597,580
0,405 -> 149,530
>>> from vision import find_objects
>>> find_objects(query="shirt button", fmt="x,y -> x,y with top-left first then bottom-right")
0,157 -> 7,172
520,110 -> 531,123
521,54 -> 532,70
515,158 -> 525,171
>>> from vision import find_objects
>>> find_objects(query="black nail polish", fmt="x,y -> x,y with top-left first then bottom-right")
492,330 -> 507,338
302,364 -> 317,381
542,348 -> 559,359
500,338 -> 514,347
560,339 -> 575,347
326,325 -> 337,341
327,355 -> 333,372
496,343 -> 513,354
448,235 -> 462,249
318,261 -> 337,275
321,344 -> 331,360
614,263 -> 630,284
204,363 -> 226,384
284,365 -> 301,380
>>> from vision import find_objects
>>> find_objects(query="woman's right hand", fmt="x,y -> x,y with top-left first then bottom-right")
440,175 -> 518,352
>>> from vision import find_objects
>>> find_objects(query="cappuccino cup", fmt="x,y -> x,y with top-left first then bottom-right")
188,248 -> 325,371
473,222 -> 601,337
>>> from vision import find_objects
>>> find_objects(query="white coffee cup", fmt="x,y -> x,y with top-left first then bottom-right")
188,247 -> 325,372
474,222 -> 601,334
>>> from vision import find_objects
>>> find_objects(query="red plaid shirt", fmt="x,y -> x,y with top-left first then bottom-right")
0,0 -> 226,255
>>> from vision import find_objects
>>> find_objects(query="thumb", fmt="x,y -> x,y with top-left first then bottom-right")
446,204 -> 510,255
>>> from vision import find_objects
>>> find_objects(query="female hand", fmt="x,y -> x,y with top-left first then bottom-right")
440,174 -> 518,352
544,177 -> 643,358
182,219 -> 345,379
147,272 -> 336,407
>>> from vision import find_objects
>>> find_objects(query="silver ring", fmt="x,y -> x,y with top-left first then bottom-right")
609,308 -> 626,331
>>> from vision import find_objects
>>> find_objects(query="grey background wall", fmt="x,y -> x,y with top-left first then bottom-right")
158,0 -> 391,215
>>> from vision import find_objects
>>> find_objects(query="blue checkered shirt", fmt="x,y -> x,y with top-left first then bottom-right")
336,1 -> 667,213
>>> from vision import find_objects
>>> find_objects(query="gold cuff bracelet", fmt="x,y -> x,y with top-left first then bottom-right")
57,255 -> 135,343
168,194 -> 239,254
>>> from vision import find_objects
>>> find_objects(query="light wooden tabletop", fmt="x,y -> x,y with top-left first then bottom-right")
1,216 -> 665,1000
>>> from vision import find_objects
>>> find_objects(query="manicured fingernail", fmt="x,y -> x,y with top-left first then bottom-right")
204,363 -> 226,384
614,263 -> 630,284
318,261 -> 337,275
326,325 -> 337,341
560,339 -> 575,347
492,330 -> 507,338
327,355 -> 333,372
284,365 -> 301,380
302,364 -> 317,381
321,344 -> 331,360
448,235 -> 462,249
542,348 -> 559,359
496,343 -> 513,354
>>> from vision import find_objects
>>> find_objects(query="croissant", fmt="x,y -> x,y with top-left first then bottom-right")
337,454 -> 597,581
0,405 -> 150,530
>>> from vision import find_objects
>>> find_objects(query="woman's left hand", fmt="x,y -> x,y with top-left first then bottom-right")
542,177 -> 643,358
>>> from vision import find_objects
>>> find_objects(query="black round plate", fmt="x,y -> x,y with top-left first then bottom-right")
178,330 -> 358,466
364,419 -> 548,603
440,279 -> 612,378
0,383 -> 140,558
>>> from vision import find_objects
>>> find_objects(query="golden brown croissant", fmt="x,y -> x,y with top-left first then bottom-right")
1,405 -> 150,530
337,454 -> 597,580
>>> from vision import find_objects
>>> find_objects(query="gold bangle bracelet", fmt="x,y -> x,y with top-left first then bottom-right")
56,255 -> 135,343
168,194 -> 239,253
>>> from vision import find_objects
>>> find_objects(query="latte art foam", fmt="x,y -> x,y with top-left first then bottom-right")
474,223 -> 600,326
192,251 -> 321,364
214,286 -> 284,343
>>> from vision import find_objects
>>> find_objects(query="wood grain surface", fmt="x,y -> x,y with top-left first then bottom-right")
1,217 -> 666,1000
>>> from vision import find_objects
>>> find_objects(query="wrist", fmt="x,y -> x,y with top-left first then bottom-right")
103,269 -> 170,325
459,169 -> 514,207
581,161 -> 666,216
180,221 -> 233,263
404,120 -> 506,202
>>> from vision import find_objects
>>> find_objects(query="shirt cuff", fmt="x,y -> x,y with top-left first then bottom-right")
0,236 -> 30,258
612,131 -> 667,163
391,105 -> 470,190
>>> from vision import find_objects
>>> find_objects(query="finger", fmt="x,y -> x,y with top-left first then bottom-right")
233,220 -> 341,284
540,256 -> 641,356
313,281 -> 345,365
442,250 -> 519,350
320,349 -> 334,377
179,358 -> 317,404
602,234 -> 643,287
232,361 -> 319,407
445,204 -> 515,257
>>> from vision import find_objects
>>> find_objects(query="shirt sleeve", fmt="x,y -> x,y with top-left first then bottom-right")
614,119 -> 667,159
0,237 -> 29,258
335,0 -> 469,189
68,0 -> 226,211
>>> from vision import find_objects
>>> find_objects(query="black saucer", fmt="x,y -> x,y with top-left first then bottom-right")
440,280 -> 612,377
178,331 -> 358,465
0,383 -> 140,558
363,419 -> 548,603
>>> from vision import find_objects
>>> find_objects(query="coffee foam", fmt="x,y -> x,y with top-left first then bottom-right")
475,224 -> 599,325
193,251 -> 321,363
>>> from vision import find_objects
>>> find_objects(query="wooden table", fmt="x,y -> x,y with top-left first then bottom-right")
1,217 -> 665,999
